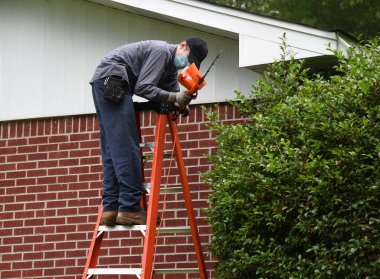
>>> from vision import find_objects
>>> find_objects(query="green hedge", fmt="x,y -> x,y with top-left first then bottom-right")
204,37 -> 380,278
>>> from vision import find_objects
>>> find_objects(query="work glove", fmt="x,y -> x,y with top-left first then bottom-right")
167,90 -> 193,106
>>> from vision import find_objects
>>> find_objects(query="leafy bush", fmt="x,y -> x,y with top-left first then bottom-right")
204,37 -> 380,278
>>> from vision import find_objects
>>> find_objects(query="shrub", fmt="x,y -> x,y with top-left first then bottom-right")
204,37 -> 380,278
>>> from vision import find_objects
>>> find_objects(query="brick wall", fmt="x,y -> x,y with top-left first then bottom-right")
0,103 -> 244,279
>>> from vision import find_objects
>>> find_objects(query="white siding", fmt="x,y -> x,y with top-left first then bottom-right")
0,0 -> 257,121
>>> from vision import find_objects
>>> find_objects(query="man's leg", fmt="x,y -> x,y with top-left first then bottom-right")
92,80 -> 120,214
92,79 -> 143,214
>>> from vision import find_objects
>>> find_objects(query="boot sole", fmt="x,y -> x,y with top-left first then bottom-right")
116,216 -> 145,226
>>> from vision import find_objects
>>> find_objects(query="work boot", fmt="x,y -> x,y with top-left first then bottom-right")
100,211 -> 118,226
116,211 -> 147,226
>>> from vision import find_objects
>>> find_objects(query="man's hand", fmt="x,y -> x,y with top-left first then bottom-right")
167,90 -> 193,106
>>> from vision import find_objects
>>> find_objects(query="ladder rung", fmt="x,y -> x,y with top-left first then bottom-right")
143,183 -> 183,194
143,152 -> 174,161
154,268 -> 200,274
87,268 -> 141,275
98,225 -> 146,232
160,187 -> 183,193
157,226 -> 191,234
98,225 -> 191,234
139,142 -> 154,148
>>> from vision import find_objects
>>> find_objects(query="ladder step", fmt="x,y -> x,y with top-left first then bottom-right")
139,142 -> 154,148
98,225 -> 191,233
87,268 -> 141,275
154,268 -> 200,274
86,267 -> 199,276
143,183 -> 183,194
143,152 -> 174,161
98,225 -> 146,232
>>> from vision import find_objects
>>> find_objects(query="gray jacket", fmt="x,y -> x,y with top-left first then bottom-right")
90,40 -> 180,102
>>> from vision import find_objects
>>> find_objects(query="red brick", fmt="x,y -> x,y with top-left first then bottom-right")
28,152 -> 47,161
91,132 -> 100,139
1,270 -> 22,278
37,176 -> 57,184
44,119 -> 52,134
68,182 -> 89,190
12,260 -> 33,269
38,159 -> 58,168
23,235 -> 43,244
0,229 -> 13,237
44,250 -> 65,259
0,262 -> 11,271
56,225 -> 76,233
69,166 -> 89,174
48,135 -> 68,143
2,252 -> 22,261
34,260 -> 54,268
66,232 -> 87,241
28,136 -> 48,145
70,149 -> 90,157
43,268 -> 65,277
36,192 -> 57,201
46,200 -> 67,208
80,140 -> 99,149
15,211 -> 35,219
50,151 -> 69,159
0,211 -> 14,219
15,193 -> 36,202
18,145 -> 38,153
90,149 -> 101,156
7,138 -> 27,146
70,133 -> 89,141
6,170 -> 26,179
57,174 -> 78,183
17,161 -> 37,170
26,185 -> 47,194
79,190 -> 100,198
35,226 -> 54,234
24,218 -> 44,227
0,179 -> 16,187
90,164 -> 102,173
59,142 -> 79,150
7,154 -> 27,162
0,163 -> 16,172
38,143 -> 58,152
57,207 -> 78,216
27,169 -> 47,177
59,158 -> 79,166
6,186 -> 27,195
48,167 -> 68,176
80,156 -> 100,165
22,268 -> 43,278
57,191 -> 78,199
79,173 -> 100,182
33,242 -> 54,251
44,233 -> 65,243
0,147 -> 17,154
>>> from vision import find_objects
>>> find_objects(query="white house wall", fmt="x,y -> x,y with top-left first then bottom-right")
0,0 -> 257,121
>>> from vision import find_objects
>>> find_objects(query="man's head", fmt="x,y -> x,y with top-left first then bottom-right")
176,37 -> 208,69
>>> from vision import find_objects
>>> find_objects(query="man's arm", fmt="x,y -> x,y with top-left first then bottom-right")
134,47 -> 173,102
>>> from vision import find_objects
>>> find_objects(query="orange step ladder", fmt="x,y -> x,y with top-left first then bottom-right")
82,103 -> 208,279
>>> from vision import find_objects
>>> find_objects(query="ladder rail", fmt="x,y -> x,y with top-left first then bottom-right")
82,205 -> 104,279
141,113 -> 167,279
168,113 -> 208,279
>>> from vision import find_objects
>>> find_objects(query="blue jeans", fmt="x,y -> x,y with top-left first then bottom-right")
91,78 -> 142,212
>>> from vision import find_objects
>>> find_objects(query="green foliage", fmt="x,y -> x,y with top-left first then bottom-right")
204,37 -> 380,278
202,0 -> 380,38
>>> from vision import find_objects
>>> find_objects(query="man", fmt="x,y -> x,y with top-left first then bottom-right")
90,38 -> 208,226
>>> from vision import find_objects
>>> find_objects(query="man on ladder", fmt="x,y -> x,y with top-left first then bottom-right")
89,38 -> 208,226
